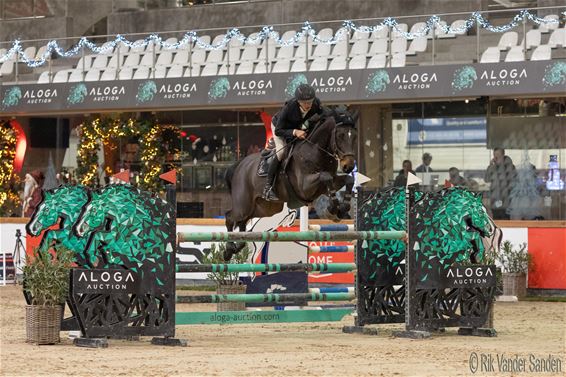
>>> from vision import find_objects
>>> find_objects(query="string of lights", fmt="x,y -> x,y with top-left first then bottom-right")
0,121 -> 21,216
0,9 -> 563,67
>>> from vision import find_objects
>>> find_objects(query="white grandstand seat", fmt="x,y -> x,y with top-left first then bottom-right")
35,45 -> 48,60
200,63 -> 219,76
369,39 -> 388,55
531,45 -> 551,61
107,54 -> 123,69
480,47 -> 500,63
258,41 -> 276,61
217,63 -> 236,75
184,64 -> 200,77
447,19 -> 468,36
390,38 -> 407,54
37,71 -> 50,83
129,39 -> 147,54
172,50 -> 190,66
334,27 -> 350,42
228,38 -> 243,62
0,48 -> 6,57
194,35 -> 211,49
294,36 -> 312,59
548,29 -> 566,48
505,47 -> 525,62
392,23 -> 408,39
139,53 -> 155,67
100,69 -> 117,81
85,69 -> 100,81
350,39 -> 368,56
352,30 -> 371,41
154,65 -> 167,78
311,43 -> 331,57
147,40 -> 161,53
191,48 -> 207,64
367,54 -> 386,68
0,62 -> 14,78
77,56 -> 93,70
118,67 -> 134,80
498,31 -> 518,50
52,69 -> 71,83
99,41 -> 115,55
240,45 -> 258,61
67,69 -> 84,82
310,57 -> 328,71
236,61 -> 254,75
133,66 -> 150,79
206,49 -> 224,63
391,52 -> 406,67
372,27 -> 389,39
291,60 -> 307,72
163,37 -> 178,47
156,51 -> 173,66
167,65 -> 184,78
23,46 -> 36,60
522,30 -> 541,49
123,53 -> 140,68
91,54 -> 109,69
211,34 -> 226,46
280,30 -> 297,44
276,45 -> 295,60
349,55 -> 367,69
539,15 -> 559,33
409,22 -> 427,39
272,60 -> 290,73
328,56 -> 347,70
431,21 -> 450,38
254,62 -> 270,74
331,40 -> 348,58
314,27 -> 333,43
117,41 -> 130,54
407,36 -> 427,55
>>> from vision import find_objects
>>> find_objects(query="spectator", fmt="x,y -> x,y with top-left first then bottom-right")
394,160 -> 415,187
485,148 -> 516,219
22,170 -> 45,217
448,167 -> 468,187
415,152 -> 433,172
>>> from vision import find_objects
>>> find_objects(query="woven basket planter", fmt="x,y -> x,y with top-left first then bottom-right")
502,272 -> 527,299
217,283 -> 247,312
25,305 -> 62,345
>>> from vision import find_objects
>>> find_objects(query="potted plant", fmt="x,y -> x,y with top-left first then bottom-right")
497,241 -> 531,299
203,243 -> 250,312
22,247 -> 73,344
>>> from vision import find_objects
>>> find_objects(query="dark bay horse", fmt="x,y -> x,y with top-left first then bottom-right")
224,109 -> 358,260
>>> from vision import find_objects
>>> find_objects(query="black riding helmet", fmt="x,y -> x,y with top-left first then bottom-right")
294,83 -> 316,101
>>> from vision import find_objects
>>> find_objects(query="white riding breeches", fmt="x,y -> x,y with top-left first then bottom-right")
271,122 -> 286,161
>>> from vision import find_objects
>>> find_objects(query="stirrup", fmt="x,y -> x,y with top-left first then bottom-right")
263,186 -> 279,201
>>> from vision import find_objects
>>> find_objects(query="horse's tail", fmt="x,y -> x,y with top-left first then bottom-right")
225,159 -> 243,192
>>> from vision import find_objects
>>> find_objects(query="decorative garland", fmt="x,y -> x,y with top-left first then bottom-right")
0,121 -> 21,216
76,117 -> 180,192
2,9 -> 564,67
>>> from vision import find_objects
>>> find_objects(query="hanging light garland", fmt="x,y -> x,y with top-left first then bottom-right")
1,9 -> 563,66
0,121 -> 21,216
76,117 -> 180,192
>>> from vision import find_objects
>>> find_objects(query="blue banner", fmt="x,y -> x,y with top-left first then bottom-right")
407,117 -> 486,145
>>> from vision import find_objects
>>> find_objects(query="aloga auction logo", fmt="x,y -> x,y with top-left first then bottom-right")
208,77 -> 230,102
285,74 -> 308,98
2,86 -> 22,108
365,70 -> 390,95
67,83 -> 87,105
136,80 -> 157,103
451,66 -> 477,92
542,61 -> 566,89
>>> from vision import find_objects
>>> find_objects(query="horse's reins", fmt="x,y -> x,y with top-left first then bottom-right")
301,122 -> 355,161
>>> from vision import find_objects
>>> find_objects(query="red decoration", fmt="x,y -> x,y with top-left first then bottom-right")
159,170 -> 176,184
113,170 -> 130,183
259,111 -> 273,148
10,120 -> 26,173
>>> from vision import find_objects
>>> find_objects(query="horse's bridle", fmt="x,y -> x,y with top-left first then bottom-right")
330,124 -> 356,161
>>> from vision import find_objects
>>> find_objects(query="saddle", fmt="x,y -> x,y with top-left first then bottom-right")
257,138 -> 295,177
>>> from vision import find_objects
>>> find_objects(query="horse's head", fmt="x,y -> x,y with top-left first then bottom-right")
331,107 -> 358,173
75,191 -> 105,237
26,190 -> 51,236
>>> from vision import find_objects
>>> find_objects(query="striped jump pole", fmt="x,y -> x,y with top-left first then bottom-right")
178,230 -> 406,243
177,263 -> 356,273
309,287 -> 355,294
308,224 -> 354,232
177,292 -> 355,304
308,245 -> 355,253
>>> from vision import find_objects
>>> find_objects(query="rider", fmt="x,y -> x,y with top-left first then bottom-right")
263,83 -> 324,201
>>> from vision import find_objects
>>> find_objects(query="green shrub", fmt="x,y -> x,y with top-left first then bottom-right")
202,243 -> 251,286
497,241 -> 531,274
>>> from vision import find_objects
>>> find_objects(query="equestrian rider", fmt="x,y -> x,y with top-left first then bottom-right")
263,83 -> 323,201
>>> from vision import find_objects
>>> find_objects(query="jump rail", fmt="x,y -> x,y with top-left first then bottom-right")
177,230 -> 406,242
177,292 -> 355,304
176,263 -> 356,273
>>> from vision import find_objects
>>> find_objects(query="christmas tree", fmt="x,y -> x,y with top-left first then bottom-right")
0,121 -> 21,216
508,151 -> 542,220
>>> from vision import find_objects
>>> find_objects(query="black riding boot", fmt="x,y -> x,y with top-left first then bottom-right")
263,158 -> 280,201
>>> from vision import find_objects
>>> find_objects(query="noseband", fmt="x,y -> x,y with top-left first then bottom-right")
331,124 -> 355,161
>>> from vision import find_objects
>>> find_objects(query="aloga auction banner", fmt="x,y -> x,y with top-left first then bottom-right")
1,60 -> 564,114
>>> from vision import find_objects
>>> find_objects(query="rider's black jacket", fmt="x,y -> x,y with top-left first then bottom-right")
272,98 -> 323,142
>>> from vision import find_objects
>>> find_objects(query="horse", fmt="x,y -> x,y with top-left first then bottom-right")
224,107 -> 358,260
26,185 -> 93,266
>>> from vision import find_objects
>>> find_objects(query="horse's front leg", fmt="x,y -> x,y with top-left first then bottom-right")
333,174 -> 355,219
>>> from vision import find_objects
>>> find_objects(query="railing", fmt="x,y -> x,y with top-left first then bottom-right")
0,6 -> 564,84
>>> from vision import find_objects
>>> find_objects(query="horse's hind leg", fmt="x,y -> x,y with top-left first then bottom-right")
223,219 -> 248,261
